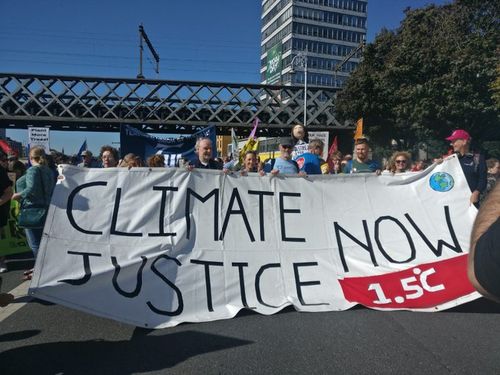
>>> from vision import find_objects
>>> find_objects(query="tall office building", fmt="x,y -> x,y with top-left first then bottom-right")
260,0 -> 367,88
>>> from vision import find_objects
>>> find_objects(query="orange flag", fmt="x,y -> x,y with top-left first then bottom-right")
354,118 -> 363,140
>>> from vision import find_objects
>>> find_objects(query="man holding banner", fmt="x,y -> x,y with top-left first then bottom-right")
344,138 -> 380,174
188,138 -> 222,170
263,137 -> 300,175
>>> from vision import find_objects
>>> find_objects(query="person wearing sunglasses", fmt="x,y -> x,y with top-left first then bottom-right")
388,151 -> 412,174
262,137 -> 300,175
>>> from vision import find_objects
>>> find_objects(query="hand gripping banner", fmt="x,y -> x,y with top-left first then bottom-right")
29,156 -> 480,328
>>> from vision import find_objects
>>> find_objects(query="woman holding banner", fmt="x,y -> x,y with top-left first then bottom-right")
387,151 -> 412,174
12,147 -> 55,280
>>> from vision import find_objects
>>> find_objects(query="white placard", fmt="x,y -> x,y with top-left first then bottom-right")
28,127 -> 50,153
308,131 -> 329,159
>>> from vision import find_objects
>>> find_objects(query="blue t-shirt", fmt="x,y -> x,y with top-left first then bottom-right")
264,158 -> 298,174
294,152 -> 322,175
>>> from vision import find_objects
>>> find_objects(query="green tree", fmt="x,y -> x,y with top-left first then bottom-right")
336,0 -> 499,156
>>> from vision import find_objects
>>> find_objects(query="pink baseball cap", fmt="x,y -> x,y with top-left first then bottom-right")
445,129 -> 470,141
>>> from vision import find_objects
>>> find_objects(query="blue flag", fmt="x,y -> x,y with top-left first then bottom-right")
77,140 -> 87,156
120,124 -> 217,167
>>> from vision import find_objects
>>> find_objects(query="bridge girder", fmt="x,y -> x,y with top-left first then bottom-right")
0,73 -> 351,136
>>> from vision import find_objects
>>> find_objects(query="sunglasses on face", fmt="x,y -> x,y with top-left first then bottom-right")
395,160 -> 407,164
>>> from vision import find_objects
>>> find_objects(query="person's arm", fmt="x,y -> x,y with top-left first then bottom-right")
223,160 -> 235,170
476,154 -> 488,193
186,159 -> 197,171
262,160 -> 272,174
470,155 -> 488,204
343,160 -> 352,174
467,183 -> 500,300
371,160 -> 382,175
0,186 -> 13,206
0,168 -> 13,205
470,190 -> 480,205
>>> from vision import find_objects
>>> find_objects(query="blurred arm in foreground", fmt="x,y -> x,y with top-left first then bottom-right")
468,183 -> 500,302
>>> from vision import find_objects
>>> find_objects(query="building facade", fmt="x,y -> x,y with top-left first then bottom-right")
260,0 -> 367,88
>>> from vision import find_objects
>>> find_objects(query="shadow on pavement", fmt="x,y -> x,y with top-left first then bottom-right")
4,260 -> 35,272
0,330 -> 41,342
447,297 -> 500,314
0,330 -> 253,374
233,304 -> 297,319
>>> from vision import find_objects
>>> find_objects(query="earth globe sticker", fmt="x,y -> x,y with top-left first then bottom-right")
429,172 -> 454,192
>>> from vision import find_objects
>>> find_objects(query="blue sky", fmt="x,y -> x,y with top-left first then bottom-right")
0,0 -> 449,154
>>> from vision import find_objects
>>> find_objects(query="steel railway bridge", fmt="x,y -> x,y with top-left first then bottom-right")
0,73 -> 351,137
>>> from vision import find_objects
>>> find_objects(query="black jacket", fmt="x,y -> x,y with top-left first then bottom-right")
458,152 -> 487,193
189,159 -> 222,170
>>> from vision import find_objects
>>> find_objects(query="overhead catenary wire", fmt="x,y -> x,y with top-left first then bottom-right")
0,29 -> 260,51
0,49 -> 259,66
0,58 -> 260,76
0,25 -> 262,80
0,24 -> 260,46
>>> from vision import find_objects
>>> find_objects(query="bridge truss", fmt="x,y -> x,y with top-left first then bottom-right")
0,73 -> 350,136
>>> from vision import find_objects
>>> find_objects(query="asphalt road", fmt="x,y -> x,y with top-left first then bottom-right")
2,254 -> 500,375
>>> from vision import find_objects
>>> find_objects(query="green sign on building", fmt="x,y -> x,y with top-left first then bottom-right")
266,43 -> 282,84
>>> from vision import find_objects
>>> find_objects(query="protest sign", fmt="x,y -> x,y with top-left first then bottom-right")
28,127 -> 50,153
120,124 -> 216,167
30,156 -> 479,328
308,131 -> 329,159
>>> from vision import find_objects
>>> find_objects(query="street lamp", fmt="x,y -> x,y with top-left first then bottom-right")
290,49 -> 308,127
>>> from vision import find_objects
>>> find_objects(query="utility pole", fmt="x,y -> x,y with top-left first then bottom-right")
137,23 -> 160,79
290,46 -> 308,127
333,37 -> 366,88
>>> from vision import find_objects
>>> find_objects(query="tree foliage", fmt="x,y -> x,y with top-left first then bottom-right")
336,0 -> 499,155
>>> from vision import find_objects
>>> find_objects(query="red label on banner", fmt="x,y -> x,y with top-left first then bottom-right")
339,254 -> 475,309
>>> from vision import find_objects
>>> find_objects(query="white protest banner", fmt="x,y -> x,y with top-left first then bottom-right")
30,156 -> 480,328
308,131 -> 329,159
28,127 -> 50,152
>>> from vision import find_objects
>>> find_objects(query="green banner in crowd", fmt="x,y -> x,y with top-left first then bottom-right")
266,43 -> 282,84
0,200 -> 31,256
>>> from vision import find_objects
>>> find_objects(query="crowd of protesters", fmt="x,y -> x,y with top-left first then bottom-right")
0,126 -> 497,300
